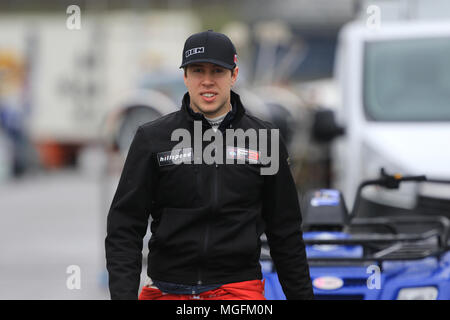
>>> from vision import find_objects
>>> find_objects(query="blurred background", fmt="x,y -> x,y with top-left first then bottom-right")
1,0 -> 450,299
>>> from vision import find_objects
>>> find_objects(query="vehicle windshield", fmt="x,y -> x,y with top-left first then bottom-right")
364,37 -> 450,121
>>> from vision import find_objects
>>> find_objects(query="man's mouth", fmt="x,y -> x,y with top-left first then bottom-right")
200,92 -> 217,102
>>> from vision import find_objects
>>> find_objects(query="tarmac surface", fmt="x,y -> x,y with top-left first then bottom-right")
0,168 -> 122,299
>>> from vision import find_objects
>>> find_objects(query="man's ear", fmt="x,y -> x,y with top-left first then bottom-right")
183,67 -> 188,86
231,66 -> 239,86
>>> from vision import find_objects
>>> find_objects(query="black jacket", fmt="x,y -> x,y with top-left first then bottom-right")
105,91 -> 313,300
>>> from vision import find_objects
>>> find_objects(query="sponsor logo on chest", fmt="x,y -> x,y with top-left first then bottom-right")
226,146 -> 260,164
157,148 -> 193,166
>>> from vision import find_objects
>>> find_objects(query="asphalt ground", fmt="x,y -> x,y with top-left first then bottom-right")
0,168 -> 119,299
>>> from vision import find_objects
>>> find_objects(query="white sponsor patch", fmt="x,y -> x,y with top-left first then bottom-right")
185,47 -> 205,58
157,148 -> 193,166
226,146 -> 260,164
313,276 -> 344,290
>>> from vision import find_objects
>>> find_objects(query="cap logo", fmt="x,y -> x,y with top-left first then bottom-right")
185,47 -> 205,58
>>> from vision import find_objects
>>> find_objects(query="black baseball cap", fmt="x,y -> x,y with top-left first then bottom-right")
180,30 -> 237,70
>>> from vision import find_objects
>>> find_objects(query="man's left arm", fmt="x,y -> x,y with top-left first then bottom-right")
261,133 -> 314,300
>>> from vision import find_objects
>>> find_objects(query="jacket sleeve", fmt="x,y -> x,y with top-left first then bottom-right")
105,126 -> 153,300
261,132 -> 314,300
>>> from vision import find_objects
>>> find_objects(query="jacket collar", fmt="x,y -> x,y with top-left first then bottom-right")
181,90 -> 246,131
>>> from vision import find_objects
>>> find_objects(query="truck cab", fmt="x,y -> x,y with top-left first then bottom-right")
329,20 -> 450,216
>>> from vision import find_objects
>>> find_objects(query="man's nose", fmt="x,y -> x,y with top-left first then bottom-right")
201,71 -> 215,85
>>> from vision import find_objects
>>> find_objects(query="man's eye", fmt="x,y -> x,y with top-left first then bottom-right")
215,69 -> 224,73
193,68 -> 202,72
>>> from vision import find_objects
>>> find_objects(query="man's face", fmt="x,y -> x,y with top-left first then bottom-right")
183,62 -> 238,118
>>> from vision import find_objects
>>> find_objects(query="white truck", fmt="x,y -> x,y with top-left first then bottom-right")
315,19 -> 450,216
0,11 -> 200,173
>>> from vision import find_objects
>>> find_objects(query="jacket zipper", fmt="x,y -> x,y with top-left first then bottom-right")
197,123 -> 225,285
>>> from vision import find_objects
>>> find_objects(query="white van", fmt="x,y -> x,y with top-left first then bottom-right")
320,20 -> 450,216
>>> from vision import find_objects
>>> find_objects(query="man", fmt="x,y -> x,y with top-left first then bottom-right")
105,30 -> 313,300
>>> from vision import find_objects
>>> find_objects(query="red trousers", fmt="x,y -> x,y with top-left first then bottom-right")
139,279 -> 266,300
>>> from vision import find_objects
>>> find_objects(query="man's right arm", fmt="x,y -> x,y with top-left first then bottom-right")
105,126 -> 154,300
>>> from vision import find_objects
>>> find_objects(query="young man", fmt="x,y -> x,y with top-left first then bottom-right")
105,30 -> 313,300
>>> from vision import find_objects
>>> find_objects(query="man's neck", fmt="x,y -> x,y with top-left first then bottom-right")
203,103 -> 232,119
190,102 -> 232,119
